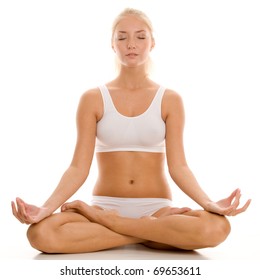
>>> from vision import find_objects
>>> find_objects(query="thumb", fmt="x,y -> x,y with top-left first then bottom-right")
61,202 -> 72,212
61,200 -> 82,212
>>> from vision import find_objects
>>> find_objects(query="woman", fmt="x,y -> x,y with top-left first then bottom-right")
12,8 -> 250,253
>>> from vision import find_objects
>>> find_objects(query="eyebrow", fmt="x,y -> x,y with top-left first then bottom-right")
117,30 -> 147,34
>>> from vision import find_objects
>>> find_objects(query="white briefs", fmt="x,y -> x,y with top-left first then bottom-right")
91,196 -> 172,219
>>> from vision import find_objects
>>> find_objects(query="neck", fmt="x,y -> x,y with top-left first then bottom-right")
115,65 -> 150,90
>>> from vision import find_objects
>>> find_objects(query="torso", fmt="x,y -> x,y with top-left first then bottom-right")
93,151 -> 172,199
92,80 -> 172,199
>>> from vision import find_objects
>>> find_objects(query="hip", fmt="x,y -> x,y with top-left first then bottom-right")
91,195 -> 173,219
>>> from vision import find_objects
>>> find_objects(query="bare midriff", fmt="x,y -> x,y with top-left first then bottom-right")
92,151 -> 172,199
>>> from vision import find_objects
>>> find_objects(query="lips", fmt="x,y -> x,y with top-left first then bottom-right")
126,53 -> 138,57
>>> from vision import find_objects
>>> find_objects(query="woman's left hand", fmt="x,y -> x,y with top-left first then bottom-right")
205,188 -> 251,216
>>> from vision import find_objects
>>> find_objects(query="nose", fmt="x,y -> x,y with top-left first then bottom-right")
127,39 -> 136,49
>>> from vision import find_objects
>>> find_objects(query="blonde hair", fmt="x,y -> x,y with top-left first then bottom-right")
112,8 -> 154,41
111,8 -> 155,74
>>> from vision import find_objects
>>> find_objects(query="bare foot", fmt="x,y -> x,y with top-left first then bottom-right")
153,206 -> 192,218
61,200 -> 118,226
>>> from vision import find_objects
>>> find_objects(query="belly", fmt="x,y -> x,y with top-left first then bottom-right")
92,152 -> 172,199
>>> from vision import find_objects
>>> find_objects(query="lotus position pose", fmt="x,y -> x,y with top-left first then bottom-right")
12,8 -> 250,253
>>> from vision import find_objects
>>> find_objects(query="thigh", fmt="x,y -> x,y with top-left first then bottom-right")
28,211 -> 90,232
143,209 -> 199,250
27,211 -> 91,243
143,209 -> 228,250
43,211 -> 90,226
28,211 -> 144,253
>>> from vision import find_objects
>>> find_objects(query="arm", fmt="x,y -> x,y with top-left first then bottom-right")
42,90 -> 98,213
12,89 -> 100,223
164,90 -> 251,215
164,90 -> 211,208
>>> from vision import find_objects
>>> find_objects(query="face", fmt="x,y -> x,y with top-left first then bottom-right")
112,15 -> 155,68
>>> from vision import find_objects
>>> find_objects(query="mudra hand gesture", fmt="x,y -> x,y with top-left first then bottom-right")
205,189 -> 251,216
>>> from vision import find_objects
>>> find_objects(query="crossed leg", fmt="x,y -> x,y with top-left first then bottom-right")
27,201 -> 231,253
62,201 -> 231,250
27,211 -> 143,253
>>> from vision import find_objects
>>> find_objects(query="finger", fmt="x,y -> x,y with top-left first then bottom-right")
61,202 -> 74,211
16,198 -> 28,219
178,207 -> 192,213
11,201 -> 25,224
230,199 -> 252,216
11,201 -> 24,223
61,204 -> 69,212
61,201 -> 82,212
220,206 -> 236,216
11,201 -> 17,216
16,198 -> 31,222
16,197 -> 28,210
61,202 -> 78,213
181,207 -> 192,211
16,197 -> 26,204
228,188 -> 240,203
13,198 -> 38,224
169,207 -> 192,215
230,191 -> 241,209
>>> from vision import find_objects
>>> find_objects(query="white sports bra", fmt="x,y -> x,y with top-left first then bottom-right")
96,85 -> 166,153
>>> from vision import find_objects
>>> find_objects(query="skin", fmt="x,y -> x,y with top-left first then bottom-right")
12,14 -> 251,254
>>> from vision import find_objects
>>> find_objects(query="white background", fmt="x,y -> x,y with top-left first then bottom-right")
0,0 -> 259,275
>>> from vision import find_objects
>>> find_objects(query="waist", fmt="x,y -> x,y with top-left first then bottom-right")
92,196 -> 172,203
94,151 -> 171,198
93,179 -> 171,199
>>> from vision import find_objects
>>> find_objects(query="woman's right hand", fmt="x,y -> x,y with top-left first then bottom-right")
11,197 -> 51,224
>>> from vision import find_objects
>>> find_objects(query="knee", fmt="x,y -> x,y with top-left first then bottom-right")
200,212 -> 231,248
27,222 -> 58,253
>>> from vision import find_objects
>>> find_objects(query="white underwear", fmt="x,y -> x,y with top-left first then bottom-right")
91,196 -> 172,219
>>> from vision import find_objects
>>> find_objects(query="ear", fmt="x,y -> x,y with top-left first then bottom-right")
150,39 -> 155,51
111,42 -> 116,53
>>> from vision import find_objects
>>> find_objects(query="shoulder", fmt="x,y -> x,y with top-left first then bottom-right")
77,87 -> 103,120
163,88 -> 183,105
80,87 -> 102,105
162,88 -> 184,120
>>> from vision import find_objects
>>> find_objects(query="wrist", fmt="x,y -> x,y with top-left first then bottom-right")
41,204 -> 55,216
200,199 -> 213,211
